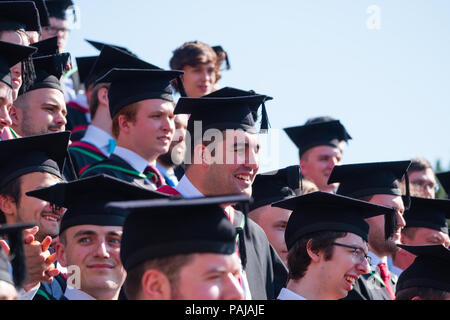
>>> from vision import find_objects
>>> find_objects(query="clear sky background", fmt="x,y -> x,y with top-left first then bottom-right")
65,0 -> 450,173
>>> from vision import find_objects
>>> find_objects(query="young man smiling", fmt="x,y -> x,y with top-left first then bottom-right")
273,191 -> 396,300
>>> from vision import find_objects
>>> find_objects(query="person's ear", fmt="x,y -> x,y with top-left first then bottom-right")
306,239 -> 321,263
55,241 -> 67,267
98,87 -> 109,107
0,195 -> 17,222
141,269 -> 172,300
8,105 -> 22,127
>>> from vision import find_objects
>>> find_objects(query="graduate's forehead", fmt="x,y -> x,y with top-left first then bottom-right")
221,129 -> 259,144
66,225 -> 123,238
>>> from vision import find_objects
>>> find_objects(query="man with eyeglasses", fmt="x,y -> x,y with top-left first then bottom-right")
272,191 -> 395,300
41,0 -> 75,53
400,157 -> 437,199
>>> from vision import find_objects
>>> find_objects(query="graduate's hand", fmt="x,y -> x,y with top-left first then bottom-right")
0,239 -> 9,255
22,226 -> 60,292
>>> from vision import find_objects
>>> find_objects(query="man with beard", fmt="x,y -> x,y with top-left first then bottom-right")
156,114 -> 188,186
284,117 -> 352,193
10,51 -> 70,137
0,132 -> 70,299
328,160 -> 411,300
26,174 -> 171,299
163,87 -> 288,300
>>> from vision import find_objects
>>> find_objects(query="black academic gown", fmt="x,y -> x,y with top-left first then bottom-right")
64,141 -> 108,181
233,210 -> 288,300
79,154 -> 151,188
342,265 -> 397,300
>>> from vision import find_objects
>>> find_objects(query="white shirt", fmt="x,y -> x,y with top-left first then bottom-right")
175,175 -> 204,198
64,286 -> 96,300
156,163 -> 179,187
277,288 -> 307,300
368,251 -> 388,268
81,125 -> 115,157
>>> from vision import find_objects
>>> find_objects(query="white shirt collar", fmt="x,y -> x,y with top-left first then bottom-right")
277,288 -> 307,300
64,286 -> 96,300
113,146 -> 149,173
368,251 -> 388,267
81,125 -> 115,156
175,175 -> 204,198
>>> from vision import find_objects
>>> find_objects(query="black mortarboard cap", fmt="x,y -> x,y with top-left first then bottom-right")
26,174 -> 172,235
0,40 -> 37,88
396,244 -> 450,293
402,196 -> 450,234
436,171 -> 450,197
284,120 -> 352,157
106,194 -> 250,271
0,131 -> 69,189
75,55 -> 97,85
0,222 -> 36,288
175,86 -> 272,134
87,45 -> 160,89
32,36 -> 59,57
0,1 -> 41,32
22,52 -> 71,93
44,0 -> 73,20
96,68 -> 183,119
0,0 -> 49,28
272,191 -> 396,250
85,39 -> 136,57
250,165 -> 300,211
212,45 -> 230,70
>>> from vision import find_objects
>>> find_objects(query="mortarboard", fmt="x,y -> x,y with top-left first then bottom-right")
75,55 -> 97,86
402,196 -> 450,234
0,0 -> 49,28
0,131 -> 70,189
272,191 -> 396,250
0,40 -> 37,88
174,86 -> 272,135
212,45 -> 230,70
0,1 -> 41,32
85,39 -> 136,56
396,244 -> 450,293
86,45 -> 160,89
436,171 -> 450,197
26,174 -> 173,235
44,0 -> 73,20
96,68 -> 183,119
0,222 -> 36,288
284,120 -> 352,158
250,165 -> 300,211
106,194 -> 250,271
31,36 -> 59,57
21,52 -> 71,94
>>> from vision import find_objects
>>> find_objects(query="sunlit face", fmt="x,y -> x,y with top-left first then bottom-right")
0,30 -> 29,101
203,130 -> 260,197
0,83 -> 13,133
57,225 -> 125,299
366,194 -> 406,256
409,168 -> 437,199
171,253 -> 244,300
126,99 -> 175,162
182,63 -> 216,98
41,18 -> 69,53
14,172 -> 64,241
249,205 -> 291,265
158,114 -> 188,167
300,145 -> 342,193
319,233 -> 370,300
14,88 -> 67,137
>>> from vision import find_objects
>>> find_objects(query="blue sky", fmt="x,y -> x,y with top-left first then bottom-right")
66,0 -> 450,173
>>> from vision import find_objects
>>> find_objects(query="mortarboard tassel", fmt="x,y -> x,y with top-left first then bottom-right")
7,229 -> 27,288
236,227 -> 247,269
176,76 -> 187,98
404,172 -> 411,210
384,210 -> 397,240
20,56 -> 36,93
260,102 -> 270,132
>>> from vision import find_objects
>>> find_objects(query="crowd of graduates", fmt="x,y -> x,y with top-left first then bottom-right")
0,0 -> 449,301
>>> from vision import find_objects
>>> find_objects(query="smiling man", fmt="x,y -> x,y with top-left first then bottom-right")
80,68 -> 182,190
328,160 -> 412,300
26,174 -> 171,300
166,87 -> 288,300
11,52 -> 70,137
273,191 -> 395,300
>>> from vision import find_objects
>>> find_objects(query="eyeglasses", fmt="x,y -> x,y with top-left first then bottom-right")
43,26 -> 70,36
332,242 -> 371,265
410,180 -> 439,192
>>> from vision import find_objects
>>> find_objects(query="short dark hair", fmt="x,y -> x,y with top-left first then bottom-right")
408,157 -> 433,174
0,176 -> 22,224
396,286 -> 450,300
123,253 -> 195,300
287,231 -> 347,281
